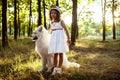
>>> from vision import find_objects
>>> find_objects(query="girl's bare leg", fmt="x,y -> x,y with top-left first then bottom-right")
54,53 -> 58,67
58,53 -> 63,68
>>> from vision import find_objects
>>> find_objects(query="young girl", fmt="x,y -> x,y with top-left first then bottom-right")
48,6 -> 71,75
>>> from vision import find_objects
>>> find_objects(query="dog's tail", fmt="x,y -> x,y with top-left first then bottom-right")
62,53 -> 80,68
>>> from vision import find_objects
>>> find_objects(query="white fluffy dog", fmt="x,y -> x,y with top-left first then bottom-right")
31,25 -> 80,72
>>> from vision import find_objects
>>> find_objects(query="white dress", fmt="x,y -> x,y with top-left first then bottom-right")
48,21 -> 69,54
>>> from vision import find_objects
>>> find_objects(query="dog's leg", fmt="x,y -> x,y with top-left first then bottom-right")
47,54 -> 53,72
38,57 -> 47,72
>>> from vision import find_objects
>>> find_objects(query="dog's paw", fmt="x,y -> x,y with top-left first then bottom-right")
38,68 -> 47,73
46,67 -> 54,73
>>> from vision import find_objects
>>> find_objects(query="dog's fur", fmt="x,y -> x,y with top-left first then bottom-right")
31,25 -> 80,72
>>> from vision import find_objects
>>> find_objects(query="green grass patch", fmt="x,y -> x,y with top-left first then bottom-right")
0,37 -> 120,80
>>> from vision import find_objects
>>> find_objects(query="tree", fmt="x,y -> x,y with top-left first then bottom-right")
71,0 -> 78,45
56,0 -> 59,6
2,0 -> 9,48
101,0 -> 106,41
14,0 -> 18,40
18,1 -> 21,37
38,0 -> 42,26
43,0 -> 47,29
28,0 -> 32,37
112,0 -> 116,39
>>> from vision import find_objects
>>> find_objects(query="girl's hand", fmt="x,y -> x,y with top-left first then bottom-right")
67,39 -> 71,46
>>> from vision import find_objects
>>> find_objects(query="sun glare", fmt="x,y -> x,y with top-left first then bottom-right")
63,16 -> 72,25
63,1 -> 113,24
89,1 -> 114,24
89,2 -> 102,23
86,53 -> 99,59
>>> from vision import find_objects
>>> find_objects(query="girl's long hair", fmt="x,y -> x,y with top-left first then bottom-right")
49,9 -> 61,22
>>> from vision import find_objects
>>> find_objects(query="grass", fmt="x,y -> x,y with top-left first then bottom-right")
0,37 -> 120,80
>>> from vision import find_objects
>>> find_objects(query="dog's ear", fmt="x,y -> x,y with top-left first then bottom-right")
38,25 -> 43,32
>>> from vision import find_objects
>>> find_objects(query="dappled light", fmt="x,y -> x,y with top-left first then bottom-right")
0,37 -> 120,79
84,53 -> 99,59
0,0 -> 120,79
13,57 -> 41,72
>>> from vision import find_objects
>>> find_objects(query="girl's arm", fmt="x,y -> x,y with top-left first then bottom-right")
61,20 -> 69,39
61,20 -> 71,45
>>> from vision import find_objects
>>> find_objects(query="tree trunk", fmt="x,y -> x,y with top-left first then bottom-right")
22,24 -> 25,36
28,0 -> 32,37
56,0 -> 59,6
71,0 -> 78,45
14,0 -> 18,40
38,0 -> 42,26
43,0 -> 47,29
101,0 -> 106,41
112,0 -> 116,39
18,1 -> 21,37
2,0 -> 9,48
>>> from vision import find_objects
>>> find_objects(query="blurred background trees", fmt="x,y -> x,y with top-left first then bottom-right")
0,0 -> 120,48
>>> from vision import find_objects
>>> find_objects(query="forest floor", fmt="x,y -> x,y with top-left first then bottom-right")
0,37 -> 120,80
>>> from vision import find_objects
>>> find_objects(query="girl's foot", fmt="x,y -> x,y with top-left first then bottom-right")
56,68 -> 62,74
52,67 -> 58,75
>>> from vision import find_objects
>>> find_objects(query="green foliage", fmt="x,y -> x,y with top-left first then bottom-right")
0,0 -> 120,38
116,25 -> 120,36
0,4 -> 1,23
106,0 -> 120,9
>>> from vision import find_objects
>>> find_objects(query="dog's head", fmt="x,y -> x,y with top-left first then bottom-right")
30,25 -> 45,41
